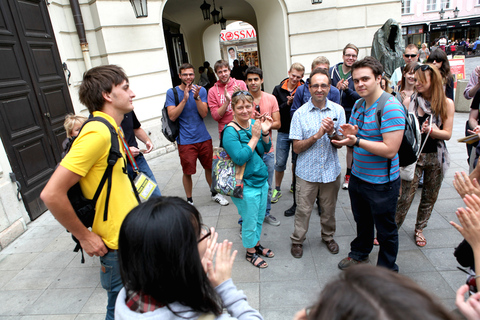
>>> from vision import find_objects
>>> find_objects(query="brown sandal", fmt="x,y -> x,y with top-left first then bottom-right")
415,230 -> 426,247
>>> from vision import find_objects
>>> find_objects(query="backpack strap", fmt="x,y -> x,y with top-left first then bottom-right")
172,87 -> 180,144
373,92 -> 395,182
76,117 -> 123,222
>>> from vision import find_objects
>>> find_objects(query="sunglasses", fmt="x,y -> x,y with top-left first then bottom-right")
232,90 -> 253,98
198,224 -> 211,243
414,64 -> 433,72
404,54 -> 418,58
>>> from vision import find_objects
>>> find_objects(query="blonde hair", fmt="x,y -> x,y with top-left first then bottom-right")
290,62 -> 305,73
231,91 -> 254,110
311,56 -> 330,70
64,114 -> 87,138
415,64 -> 448,122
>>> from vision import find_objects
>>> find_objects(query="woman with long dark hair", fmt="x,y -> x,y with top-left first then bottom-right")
426,49 -> 454,100
395,64 -> 455,247
115,197 -> 263,319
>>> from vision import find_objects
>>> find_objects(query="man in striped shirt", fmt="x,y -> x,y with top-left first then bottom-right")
332,57 -> 405,272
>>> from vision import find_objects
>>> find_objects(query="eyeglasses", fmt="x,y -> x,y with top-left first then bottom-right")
198,224 -> 211,243
414,64 -> 432,72
404,54 -> 418,58
310,84 -> 329,90
232,90 -> 253,98
344,54 -> 357,58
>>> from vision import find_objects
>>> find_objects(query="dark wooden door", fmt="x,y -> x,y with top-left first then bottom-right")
0,0 -> 74,220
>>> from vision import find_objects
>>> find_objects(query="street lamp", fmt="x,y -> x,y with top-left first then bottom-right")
453,7 -> 459,18
200,0 -> 211,20
439,7 -> 445,19
311,0 -> 322,3
211,0 -> 220,24
219,7 -> 227,30
130,0 -> 148,18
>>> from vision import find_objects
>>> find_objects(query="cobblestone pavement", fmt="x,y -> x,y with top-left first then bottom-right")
0,57 -> 479,319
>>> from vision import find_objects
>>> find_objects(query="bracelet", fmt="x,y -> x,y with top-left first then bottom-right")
262,132 -> 269,137
354,137 -> 361,147
429,126 -> 433,135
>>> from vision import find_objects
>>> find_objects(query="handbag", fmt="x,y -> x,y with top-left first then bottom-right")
211,122 -> 247,199
211,147 -> 246,199
400,115 -> 431,181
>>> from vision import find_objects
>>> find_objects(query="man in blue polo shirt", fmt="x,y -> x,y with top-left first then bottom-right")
332,56 -> 405,272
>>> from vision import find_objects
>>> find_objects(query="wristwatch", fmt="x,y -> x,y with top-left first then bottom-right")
354,137 -> 361,147
194,96 -> 200,101
328,129 -> 336,138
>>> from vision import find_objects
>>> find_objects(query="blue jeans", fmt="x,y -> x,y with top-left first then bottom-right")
238,152 -> 274,225
348,175 -> 400,272
232,182 -> 268,248
275,132 -> 292,172
127,153 -> 161,198
100,251 -> 123,320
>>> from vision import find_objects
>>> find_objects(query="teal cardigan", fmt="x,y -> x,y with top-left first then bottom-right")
222,120 -> 271,188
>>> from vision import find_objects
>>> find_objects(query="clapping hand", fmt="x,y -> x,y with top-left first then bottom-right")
456,284 -> 480,320
451,194 -> 480,251
206,240 -> 237,287
331,123 -> 358,147
259,114 -> 273,134
454,172 -> 480,199
201,227 -> 218,274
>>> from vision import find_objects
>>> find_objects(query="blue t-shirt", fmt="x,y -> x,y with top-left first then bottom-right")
165,86 -> 211,145
349,96 -> 405,184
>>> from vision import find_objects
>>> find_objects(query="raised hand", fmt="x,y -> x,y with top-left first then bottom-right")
183,84 -> 191,101
251,119 -> 262,139
192,85 -> 201,100
454,171 -> 480,199
260,115 -> 273,134
339,123 -> 358,137
456,284 -> 480,320
225,88 -> 232,104
201,227 -> 218,274
451,194 -> 480,251
206,240 -> 237,287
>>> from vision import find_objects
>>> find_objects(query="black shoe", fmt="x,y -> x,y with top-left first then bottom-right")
285,204 -> 296,217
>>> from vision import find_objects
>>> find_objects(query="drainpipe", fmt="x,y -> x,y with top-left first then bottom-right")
69,0 -> 92,70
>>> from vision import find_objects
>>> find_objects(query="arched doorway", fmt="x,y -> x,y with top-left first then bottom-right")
161,0 -> 288,92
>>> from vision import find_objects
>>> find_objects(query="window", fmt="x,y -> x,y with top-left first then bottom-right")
426,0 -> 450,11
426,0 -> 437,11
402,0 -> 411,14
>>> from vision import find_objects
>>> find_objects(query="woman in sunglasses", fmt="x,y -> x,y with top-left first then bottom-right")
395,64 -> 454,247
115,197 -> 263,319
426,49 -> 454,100
222,90 -> 274,268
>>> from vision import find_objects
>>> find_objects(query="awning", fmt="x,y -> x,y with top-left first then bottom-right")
430,17 -> 480,31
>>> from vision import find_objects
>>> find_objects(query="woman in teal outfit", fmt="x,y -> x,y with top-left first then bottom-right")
222,91 -> 275,268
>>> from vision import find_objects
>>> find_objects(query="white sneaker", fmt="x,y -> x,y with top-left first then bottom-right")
264,214 -> 281,226
212,193 -> 229,206
187,199 -> 194,206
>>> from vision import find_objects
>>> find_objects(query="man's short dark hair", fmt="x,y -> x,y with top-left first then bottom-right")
78,65 -> 128,114
245,66 -> 263,80
309,68 -> 331,85
214,60 -> 229,72
228,47 -> 235,52
351,56 -> 384,79
179,63 -> 194,74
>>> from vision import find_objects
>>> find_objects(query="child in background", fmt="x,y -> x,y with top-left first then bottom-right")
62,113 -> 87,157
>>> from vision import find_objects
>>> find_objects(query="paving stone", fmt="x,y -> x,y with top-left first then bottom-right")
0,270 -> 18,289
49,267 -> 100,289
4,268 -> 62,290
402,271 -> 456,299
74,314 -> 106,320
0,253 -> 38,271
396,250 -> 436,273
260,307 -> 300,320
260,279 -> 321,309
0,290 -> 43,316
235,282 -> 260,311
26,288 -> 94,315
422,248 -> 459,271
24,251 -> 77,270
79,287 -> 107,314
439,270 -> 469,293
21,315 -> 76,320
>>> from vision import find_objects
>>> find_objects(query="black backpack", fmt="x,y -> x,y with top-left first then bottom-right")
161,87 -> 180,142
63,117 -> 122,263
353,91 -> 421,168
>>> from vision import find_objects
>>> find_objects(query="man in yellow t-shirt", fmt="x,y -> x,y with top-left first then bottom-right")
41,65 -> 139,320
